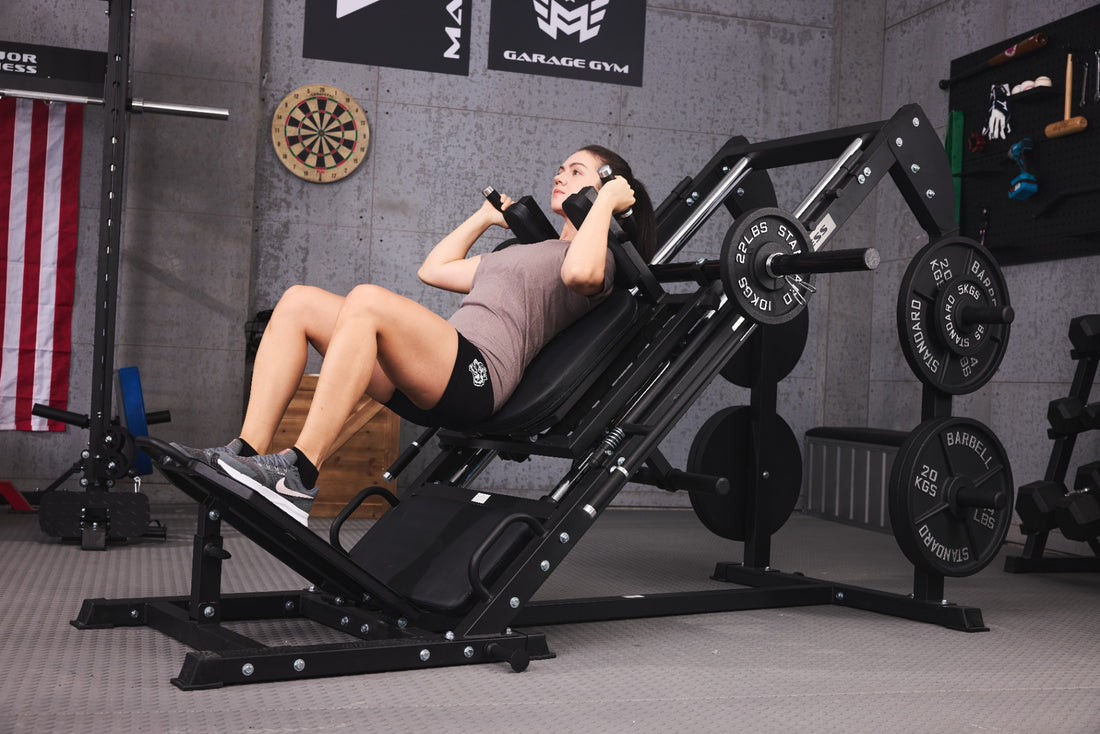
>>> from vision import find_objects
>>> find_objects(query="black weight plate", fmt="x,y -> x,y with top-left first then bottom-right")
888,417 -> 1013,577
687,405 -> 802,541
720,308 -> 809,387
720,207 -> 813,325
896,237 -> 1011,394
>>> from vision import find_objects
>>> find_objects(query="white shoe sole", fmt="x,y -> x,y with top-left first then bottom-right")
218,459 -> 310,526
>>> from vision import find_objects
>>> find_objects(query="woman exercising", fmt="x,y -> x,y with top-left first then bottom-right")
186,145 -> 656,525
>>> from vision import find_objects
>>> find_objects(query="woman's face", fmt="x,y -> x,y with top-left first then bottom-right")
550,149 -> 604,215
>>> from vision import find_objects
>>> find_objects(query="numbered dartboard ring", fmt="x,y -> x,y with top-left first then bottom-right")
271,84 -> 369,183
896,236 -> 1012,394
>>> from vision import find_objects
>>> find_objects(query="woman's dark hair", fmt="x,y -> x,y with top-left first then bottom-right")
579,145 -> 658,262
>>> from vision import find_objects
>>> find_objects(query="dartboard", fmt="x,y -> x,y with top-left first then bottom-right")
271,84 -> 369,183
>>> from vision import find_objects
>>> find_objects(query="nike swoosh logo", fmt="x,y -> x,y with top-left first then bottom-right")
276,478 -> 314,499
336,0 -> 386,18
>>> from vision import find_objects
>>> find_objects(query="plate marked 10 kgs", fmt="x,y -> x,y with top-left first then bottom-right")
896,237 -> 1013,394
889,417 -> 1013,577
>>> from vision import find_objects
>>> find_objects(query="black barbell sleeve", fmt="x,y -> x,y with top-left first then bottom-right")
960,305 -> 1015,326
31,403 -> 90,428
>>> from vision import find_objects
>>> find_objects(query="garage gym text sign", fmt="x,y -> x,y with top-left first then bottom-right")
488,0 -> 646,87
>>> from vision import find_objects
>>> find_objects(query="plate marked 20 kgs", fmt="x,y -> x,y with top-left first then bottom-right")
889,417 -> 1013,577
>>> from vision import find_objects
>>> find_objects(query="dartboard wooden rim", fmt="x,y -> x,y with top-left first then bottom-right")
271,84 -> 369,183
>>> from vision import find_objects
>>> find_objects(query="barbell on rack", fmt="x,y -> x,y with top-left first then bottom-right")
0,88 -> 229,120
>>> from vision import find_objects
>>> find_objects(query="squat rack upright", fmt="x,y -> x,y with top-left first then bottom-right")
2,0 -> 227,548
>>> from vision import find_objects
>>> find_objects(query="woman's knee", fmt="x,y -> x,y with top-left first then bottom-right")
272,285 -> 328,320
342,284 -> 392,320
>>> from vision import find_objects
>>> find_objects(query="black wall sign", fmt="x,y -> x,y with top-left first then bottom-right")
0,41 -> 106,97
488,1 -> 646,87
303,0 -> 471,76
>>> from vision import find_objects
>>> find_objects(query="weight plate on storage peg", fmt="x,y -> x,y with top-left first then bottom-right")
686,406 -> 802,541
889,417 -> 1013,577
720,208 -> 814,325
720,308 -> 809,388
896,237 -> 1012,394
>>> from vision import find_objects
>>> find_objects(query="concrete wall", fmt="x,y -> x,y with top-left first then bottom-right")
2,1 -> 1097,553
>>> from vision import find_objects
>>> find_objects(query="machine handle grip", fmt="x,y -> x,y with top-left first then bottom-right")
330,486 -> 401,552
382,426 -> 438,482
468,513 -> 545,602
483,186 -> 504,211
766,247 -> 879,277
597,164 -> 640,243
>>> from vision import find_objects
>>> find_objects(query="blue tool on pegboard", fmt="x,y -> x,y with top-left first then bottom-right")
1008,137 -> 1038,200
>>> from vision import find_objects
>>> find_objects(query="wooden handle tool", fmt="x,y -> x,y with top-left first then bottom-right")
1045,53 -> 1088,138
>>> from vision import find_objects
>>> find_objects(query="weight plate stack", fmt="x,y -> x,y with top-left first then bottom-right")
889,417 -> 1013,577
686,405 -> 802,541
896,236 -> 1012,394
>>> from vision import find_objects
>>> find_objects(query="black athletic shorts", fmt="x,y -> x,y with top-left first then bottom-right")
383,332 -> 495,429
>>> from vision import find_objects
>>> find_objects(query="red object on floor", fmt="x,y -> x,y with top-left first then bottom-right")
0,481 -> 33,511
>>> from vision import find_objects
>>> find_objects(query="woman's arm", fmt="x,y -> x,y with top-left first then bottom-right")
418,197 -> 510,293
560,177 -> 635,296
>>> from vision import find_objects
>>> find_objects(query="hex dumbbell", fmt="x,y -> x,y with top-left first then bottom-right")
1015,480 -> 1065,534
1068,314 -> 1100,358
1047,397 -> 1100,436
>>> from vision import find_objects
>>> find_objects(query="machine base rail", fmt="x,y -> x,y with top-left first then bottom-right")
72,591 -> 550,689
1003,554 -> 1100,574
514,563 -> 987,632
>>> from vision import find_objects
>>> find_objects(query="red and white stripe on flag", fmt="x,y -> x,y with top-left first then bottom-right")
0,97 -> 83,431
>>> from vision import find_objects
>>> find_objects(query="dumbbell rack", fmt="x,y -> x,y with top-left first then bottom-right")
1005,315 -> 1100,573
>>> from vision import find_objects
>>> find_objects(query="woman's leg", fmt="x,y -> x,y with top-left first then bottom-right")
239,285 -> 372,453
293,284 -> 459,468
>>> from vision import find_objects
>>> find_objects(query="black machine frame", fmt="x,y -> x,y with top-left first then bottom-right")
75,104 -> 992,689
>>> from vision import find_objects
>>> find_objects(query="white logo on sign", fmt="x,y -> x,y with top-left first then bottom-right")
469,359 -> 488,388
336,0 -> 386,19
334,0 -> 463,61
533,0 -> 608,42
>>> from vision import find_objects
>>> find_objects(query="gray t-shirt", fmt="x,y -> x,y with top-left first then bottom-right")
448,239 -> 615,411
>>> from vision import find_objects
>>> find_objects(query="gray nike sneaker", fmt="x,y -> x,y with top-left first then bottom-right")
217,450 -> 318,526
170,437 -> 246,467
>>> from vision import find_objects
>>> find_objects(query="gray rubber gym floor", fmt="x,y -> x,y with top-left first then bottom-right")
2,504 -> 1097,734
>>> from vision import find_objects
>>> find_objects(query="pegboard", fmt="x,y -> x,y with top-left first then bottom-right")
948,5 -> 1100,266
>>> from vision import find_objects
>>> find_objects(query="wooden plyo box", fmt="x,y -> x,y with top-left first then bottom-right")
271,374 -> 399,518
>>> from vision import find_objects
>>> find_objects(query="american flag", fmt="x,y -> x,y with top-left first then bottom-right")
0,97 -> 83,431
